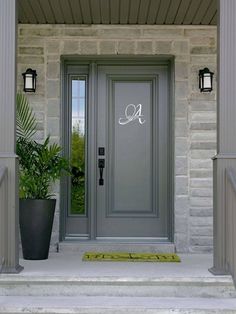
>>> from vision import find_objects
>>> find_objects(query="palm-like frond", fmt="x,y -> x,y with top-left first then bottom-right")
16,93 -> 37,140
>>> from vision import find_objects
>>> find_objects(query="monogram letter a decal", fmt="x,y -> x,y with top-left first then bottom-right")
118,104 -> 146,125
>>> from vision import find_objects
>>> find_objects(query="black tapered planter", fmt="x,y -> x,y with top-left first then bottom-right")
19,199 -> 56,260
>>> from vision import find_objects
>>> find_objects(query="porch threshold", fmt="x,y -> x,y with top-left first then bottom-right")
59,240 -> 175,254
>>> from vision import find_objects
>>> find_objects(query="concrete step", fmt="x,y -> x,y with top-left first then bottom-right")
58,241 -> 176,253
1,296 -> 236,313
0,275 -> 235,298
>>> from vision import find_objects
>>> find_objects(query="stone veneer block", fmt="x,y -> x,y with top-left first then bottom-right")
18,56 -> 44,64
136,41 -> 153,54
175,177 -> 188,195
62,41 -> 79,54
46,80 -> 60,98
46,41 -> 60,54
63,28 -> 98,37
176,120 -> 188,137
80,41 -> 98,54
19,27 -> 62,37
172,41 -> 189,54
99,41 -> 117,54
117,41 -> 135,54
142,28 -> 184,38
19,47 -> 44,55
99,28 -> 141,38
154,41 -> 172,54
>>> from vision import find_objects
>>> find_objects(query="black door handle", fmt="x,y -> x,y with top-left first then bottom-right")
98,159 -> 105,186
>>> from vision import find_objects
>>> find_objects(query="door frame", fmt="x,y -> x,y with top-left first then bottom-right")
60,56 -> 175,243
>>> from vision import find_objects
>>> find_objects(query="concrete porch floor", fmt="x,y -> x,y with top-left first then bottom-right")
18,252 -> 214,277
2,253 -> 236,313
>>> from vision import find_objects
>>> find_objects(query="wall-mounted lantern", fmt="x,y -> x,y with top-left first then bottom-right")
22,68 -> 37,92
199,67 -> 214,92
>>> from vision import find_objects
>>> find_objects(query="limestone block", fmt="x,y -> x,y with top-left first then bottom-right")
190,245 -> 213,253
191,46 -> 217,54
47,62 -> 60,79
190,149 -> 216,159
46,41 -> 60,54
47,99 -> 60,117
176,119 -> 188,137
143,28 -> 183,38
62,41 -> 79,54
154,41 -> 172,54
191,227 -> 213,237
184,29 -> 217,38
117,41 -> 135,54
175,196 -> 189,216
19,27 -> 61,37
190,122 -> 216,130
80,41 -> 98,54
190,188 -> 213,197
190,100 -> 216,112
190,112 -> 216,122
47,54 -> 60,62
99,28 -> 141,39
47,118 -> 60,137
175,100 -> 188,118
19,47 -> 44,55
172,41 -> 189,54
190,169 -> 213,178
190,207 -> 213,217
46,80 -> 60,98
190,178 -> 213,188
190,236 -> 213,246
175,233 -> 189,253
175,54 -> 190,62
18,37 -> 44,46
175,81 -> 189,99
175,138 -> 188,156
175,62 -> 189,80
190,216 -> 213,227
190,55 -> 217,64
191,132 -> 216,141
190,37 -> 216,46
176,157 -> 188,175
18,56 -> 44,64
175,215 -> 188,234
175,176 -> 188,195
99,41 -> 117,54
190,197 -> 213,207
63,28 -> 98,37
136,41 -> 153,54
190,142 -> 216,150
190,159 -> 212,169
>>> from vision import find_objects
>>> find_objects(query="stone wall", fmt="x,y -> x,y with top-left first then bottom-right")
17,24 -> 217,253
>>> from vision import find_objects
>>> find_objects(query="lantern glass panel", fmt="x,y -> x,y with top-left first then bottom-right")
204,73 -> 211,89
25,74 -> 33,90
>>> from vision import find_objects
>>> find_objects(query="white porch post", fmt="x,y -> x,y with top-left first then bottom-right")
210,0 -> 236,275
0,0 -> 23,273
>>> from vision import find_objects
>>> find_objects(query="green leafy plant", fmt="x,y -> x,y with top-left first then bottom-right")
16,93 -> 70,199
71,126 -> 85,214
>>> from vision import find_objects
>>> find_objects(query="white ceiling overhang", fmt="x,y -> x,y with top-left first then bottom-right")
18,0 -> 217,25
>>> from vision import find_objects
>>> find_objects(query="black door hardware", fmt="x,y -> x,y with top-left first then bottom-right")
98,147 -> 105,156
98,158 -> 105,186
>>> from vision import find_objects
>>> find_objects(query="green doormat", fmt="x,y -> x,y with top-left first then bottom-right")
83,252 -> 181,262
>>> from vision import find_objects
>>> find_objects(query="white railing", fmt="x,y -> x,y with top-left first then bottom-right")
0,166 -> 7,273
225,167 -> 236,285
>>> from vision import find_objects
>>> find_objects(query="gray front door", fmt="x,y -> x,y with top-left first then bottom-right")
96,65 -> 169,239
